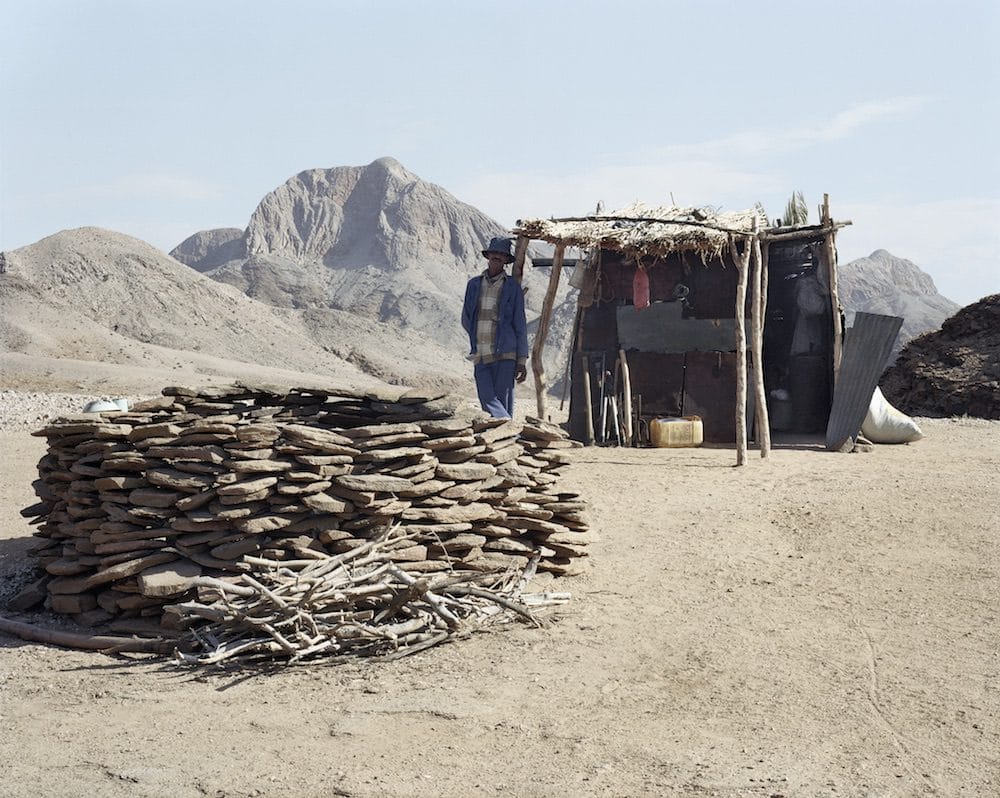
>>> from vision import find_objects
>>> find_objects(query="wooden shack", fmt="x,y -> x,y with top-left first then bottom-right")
510,197 -> 851,464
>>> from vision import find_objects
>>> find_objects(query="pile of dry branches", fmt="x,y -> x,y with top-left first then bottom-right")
173,525 -> 568,665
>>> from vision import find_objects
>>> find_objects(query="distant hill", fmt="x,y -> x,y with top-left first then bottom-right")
0,227 -> 378,392
838,249 -> 960,354
169,227 -> 245,273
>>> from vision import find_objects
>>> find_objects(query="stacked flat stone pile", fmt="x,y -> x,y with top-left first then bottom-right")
18,384 -> 595,631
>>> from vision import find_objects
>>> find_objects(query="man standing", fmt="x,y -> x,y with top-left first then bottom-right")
461,236 -> 528,418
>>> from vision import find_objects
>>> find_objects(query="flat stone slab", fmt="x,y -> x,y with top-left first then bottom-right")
283,425 -> 359,454
340,422 -> 423,439
293,454 -> 353,466
128,488 -> 183,508
137,559 -> 202,597
127,422 -> 184,442
276,480 -> 331,496
94,476 -> 146,491
235,514 -> 305,535
478,445 -> 523,466
235,425 -> 281,444
430,532 -> 487,551
425,435 -> 476,451
521,417 -> 570,441
362,432 -> 429,448
223,459 -> 295,473
146,445 -> 227,463
542,528 -> 601,545
302,492 -> 353,514
417,418 -> 473,436
395,479 -> 455,498
435,462 -> 496,482
216,475 -> 279,496
211,538 -> 262,560
475,422 -> 523,445
335,474 -> 414,493
355,446 -> 428,463
400,502 -> 498,523
147,468 -> 216,493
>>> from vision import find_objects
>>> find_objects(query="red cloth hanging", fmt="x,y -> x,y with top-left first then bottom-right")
633,266 -> 650,310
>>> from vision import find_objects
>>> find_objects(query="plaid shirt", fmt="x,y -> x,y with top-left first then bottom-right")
472,270 -> 516,364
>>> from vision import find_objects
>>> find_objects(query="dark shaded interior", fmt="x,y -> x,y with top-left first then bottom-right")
568,242 -> 834,445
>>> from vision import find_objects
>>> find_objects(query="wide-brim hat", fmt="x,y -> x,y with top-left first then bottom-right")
482,236 -> 515,263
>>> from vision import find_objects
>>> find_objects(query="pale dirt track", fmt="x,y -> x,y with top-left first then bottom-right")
1,419 -> 998,798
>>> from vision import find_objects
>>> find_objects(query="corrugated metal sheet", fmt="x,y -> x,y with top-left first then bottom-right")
825,312 -> 903,450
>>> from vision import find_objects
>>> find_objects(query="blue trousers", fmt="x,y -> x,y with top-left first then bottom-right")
474,359 -> 516,419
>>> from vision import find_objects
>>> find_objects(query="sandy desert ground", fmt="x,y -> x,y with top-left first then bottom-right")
1,388 -> 998,797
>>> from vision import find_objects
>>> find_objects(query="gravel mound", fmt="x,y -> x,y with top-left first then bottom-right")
880,294 -> 1000,419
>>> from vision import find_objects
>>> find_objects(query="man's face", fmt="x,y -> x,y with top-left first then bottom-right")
486,253 -> 509,277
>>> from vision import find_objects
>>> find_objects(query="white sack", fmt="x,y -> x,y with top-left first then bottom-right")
861,386 -> 923,444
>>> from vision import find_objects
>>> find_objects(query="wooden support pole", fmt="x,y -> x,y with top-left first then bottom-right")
531,244 -> 565,419
730,234 -> 751,466
512,235 -> 529,285
821,194 -> 844,382
618,349 -> 633,446
751,228 -> 771,459
581,355 -> 595,446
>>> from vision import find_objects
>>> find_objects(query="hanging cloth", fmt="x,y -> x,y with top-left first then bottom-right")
633,264 -> 650,310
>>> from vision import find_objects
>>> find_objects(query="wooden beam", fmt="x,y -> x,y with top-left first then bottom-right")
531,243 -> 565,419
751,229 -> 770,459
759,221 -> 852,243
512,235 -> 529,284
821,194 -> 844,382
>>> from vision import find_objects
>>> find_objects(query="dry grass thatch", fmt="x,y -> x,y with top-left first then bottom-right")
514,202 -> 769,261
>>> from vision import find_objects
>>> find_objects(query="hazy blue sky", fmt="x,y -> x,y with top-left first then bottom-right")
2,0 -> 998,304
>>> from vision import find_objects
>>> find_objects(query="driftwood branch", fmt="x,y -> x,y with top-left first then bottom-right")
0,615 -> 175,654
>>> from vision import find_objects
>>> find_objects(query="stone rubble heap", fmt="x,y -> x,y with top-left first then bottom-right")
18,384 -> 595,632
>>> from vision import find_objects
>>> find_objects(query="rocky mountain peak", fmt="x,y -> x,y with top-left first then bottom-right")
838,249 -> 959,356
844,249 -> 941,297
243,157 -> 452,265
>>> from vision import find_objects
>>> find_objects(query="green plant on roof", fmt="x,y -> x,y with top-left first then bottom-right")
783,190 -> 809,226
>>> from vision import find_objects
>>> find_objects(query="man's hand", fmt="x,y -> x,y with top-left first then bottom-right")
515,364 -> 528,383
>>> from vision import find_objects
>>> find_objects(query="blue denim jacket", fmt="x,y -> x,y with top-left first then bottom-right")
461,274 -> 528,362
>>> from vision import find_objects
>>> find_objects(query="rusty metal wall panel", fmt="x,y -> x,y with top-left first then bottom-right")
684,256 -> 738,319
683,351 -> 737,443
616,302 -> 737,353
578,302 -> 619,352
825,312 -> 903,450
599,252 -> 689,304
596,255 -> 633,303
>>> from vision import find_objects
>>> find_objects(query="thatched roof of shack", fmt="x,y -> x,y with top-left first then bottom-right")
514,202 -> 769,261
